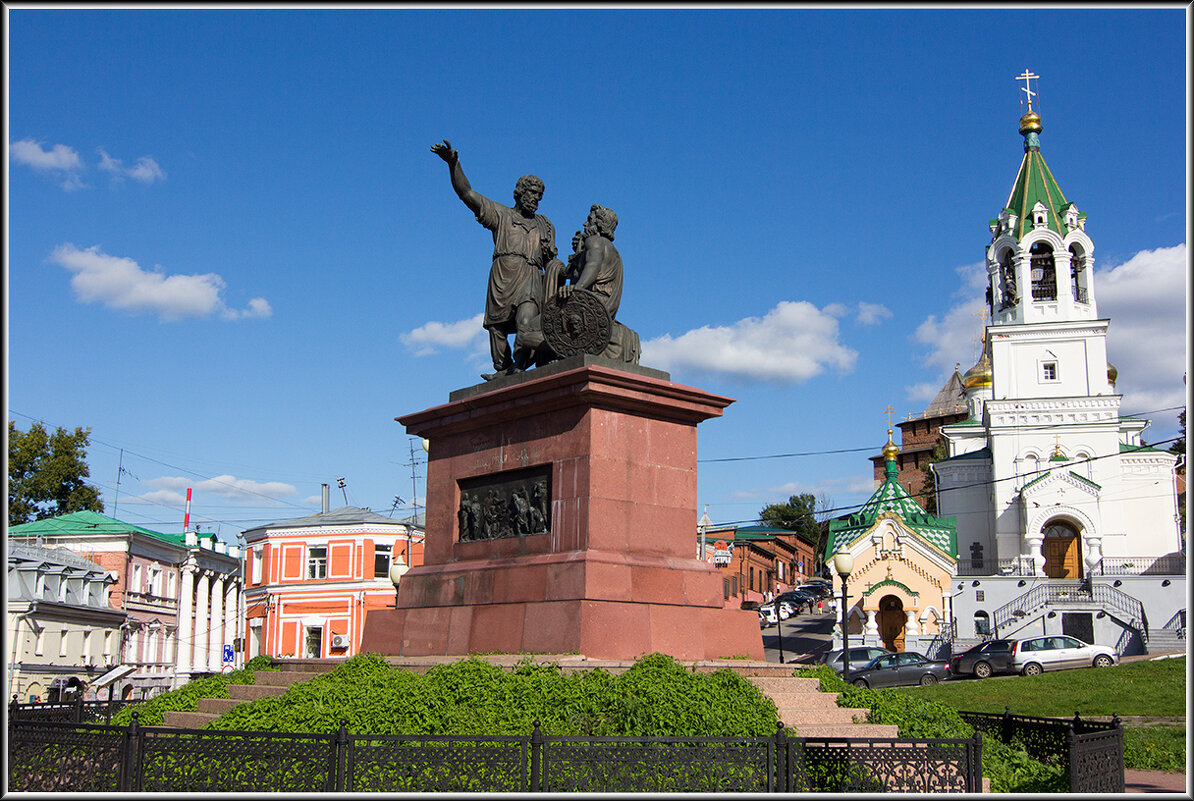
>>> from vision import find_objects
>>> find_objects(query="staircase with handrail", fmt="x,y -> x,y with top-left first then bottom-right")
993,581 -> 1148,650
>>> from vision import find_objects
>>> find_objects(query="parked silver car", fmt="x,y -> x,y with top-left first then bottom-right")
1010,635 -> 1118,675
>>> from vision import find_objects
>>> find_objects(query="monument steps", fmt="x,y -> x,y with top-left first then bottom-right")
745,675 -> 899,738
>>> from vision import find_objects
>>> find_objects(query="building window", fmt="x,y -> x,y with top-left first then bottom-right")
374,543 -> 392,578
1041,361 -> 1058,382
251,547 -> 263,584
59,629 -> 69,658
34,628 -> 45,656
132,564 -> 142,593
308,546 -> 328,580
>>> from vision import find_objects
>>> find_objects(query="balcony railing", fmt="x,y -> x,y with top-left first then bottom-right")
1093,555 -> 1185,576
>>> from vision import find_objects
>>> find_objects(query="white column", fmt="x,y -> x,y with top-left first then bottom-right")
194,571 -> 210,672
864,609 -> 879,637
904,610 -> 920,637
1026,537 -> 1045,575
1084,535 -> 1103,575
208,576 -> 224,672
224,578 -> 238,668
177,566 -> 194,681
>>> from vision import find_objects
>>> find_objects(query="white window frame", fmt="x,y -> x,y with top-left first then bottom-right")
308,545 -> 328,580
1040,360 -> 1059,383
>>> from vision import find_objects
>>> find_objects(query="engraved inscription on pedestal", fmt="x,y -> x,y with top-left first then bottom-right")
457,465 -> 551,542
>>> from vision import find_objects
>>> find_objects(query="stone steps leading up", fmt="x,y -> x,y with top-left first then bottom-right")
747,675 -> 899,738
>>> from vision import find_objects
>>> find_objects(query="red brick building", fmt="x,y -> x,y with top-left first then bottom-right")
869,369 -> 970,504
698,523 -> 816,607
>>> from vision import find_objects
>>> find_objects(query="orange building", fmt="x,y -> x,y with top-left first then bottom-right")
241,506 -> 423,660
698,522 -> 817,607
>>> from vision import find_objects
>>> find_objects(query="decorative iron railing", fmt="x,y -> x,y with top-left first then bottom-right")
7,713 -> 985,793
955,557 -> 1035,577
992,580 -> 1147,644
959,707 -> 1123,793
1094,555 -> 1186,576
9,697 -> 133,724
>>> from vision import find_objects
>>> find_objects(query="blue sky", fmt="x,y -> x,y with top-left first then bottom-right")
7,7 -> 1188,542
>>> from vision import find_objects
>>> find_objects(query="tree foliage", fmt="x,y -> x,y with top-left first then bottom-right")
918,434 -> 950,516
8,421 -> 104,526
759,493 -> 827,563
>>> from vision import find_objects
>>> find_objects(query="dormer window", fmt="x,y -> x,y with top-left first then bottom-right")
1030,242 -> 1056,301
1031,201 -> 1049,229
1063,203 -> 1081,231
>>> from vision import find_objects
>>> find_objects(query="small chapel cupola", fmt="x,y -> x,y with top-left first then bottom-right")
962,338 -> 994,420
985,70 -> 1097,327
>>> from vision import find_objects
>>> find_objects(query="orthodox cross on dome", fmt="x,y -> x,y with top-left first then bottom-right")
1016,69 -> 1040,111
883,405 -> 896,428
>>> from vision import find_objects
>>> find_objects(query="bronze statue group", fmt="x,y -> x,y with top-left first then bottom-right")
432,140 -> 640,379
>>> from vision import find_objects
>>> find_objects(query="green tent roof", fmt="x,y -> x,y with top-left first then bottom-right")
825,461 -> 957,561
8,510 -> 186,548
999,110 -> 1085,242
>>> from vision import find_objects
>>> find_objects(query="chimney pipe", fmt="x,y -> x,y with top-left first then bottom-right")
321,484 -> 329,514
184,488 -> 192,532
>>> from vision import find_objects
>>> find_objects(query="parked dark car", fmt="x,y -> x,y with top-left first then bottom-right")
848,651 -> 952,688
776,590 -> 816,608
950,639 -> 1016,678
818,646 -> 892,675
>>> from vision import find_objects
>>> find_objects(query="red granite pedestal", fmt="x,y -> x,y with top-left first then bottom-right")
359,356 -> 764,661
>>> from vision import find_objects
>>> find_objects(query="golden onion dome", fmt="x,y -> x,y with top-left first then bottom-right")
1019,109 -> 1042,135
1107,361 -> 1118,386
882,428 -> 900,461
963,348 -> 993,389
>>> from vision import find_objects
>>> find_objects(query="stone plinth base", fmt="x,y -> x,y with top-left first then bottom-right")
359,356 -> 764,661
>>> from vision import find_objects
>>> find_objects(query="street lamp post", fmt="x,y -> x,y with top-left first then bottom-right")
833,550 -> 855,683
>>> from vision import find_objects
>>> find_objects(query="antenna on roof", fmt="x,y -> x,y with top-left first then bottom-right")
337,476 -> 348,506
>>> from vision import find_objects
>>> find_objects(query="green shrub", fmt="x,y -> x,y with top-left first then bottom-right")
981,734 -> 1067,793
208,652 -> 777,737
111,655 -> 277,727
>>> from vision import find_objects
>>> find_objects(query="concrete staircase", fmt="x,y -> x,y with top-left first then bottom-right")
1146,629 -> 1186,655
747,675 -> 898,737
161,665 -> 331,728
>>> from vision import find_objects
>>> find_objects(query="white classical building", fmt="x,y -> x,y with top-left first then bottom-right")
8,511 -> 243,695
930,85 -> 1184,653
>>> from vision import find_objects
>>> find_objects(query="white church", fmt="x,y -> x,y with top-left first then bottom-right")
930,75 -> 1185,654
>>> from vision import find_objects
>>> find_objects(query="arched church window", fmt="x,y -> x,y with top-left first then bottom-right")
1030,242 -> 1056,301
1069,245 -> 1088,304
998,249 -> 1017,309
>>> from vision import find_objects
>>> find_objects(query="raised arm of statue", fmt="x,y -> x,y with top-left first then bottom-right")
431,139 -> 484,216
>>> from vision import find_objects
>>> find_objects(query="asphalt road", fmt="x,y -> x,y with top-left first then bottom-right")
760,606 -> 836,664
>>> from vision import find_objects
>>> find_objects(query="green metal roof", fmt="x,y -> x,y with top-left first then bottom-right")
935,447 -> 992,463
7,510 -> 186,548
1003,134 -> 1069,239
824,460 -> 957,561
1120,442 -> 1168,454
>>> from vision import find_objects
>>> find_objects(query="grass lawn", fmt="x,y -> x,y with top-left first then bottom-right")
893,656 -> 1185,718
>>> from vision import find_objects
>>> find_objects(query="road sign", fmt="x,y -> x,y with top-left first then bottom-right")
712,540 -> 732,566
222,643 -> 234,665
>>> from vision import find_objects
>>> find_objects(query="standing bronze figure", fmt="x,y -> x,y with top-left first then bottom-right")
431,140 -> 562,378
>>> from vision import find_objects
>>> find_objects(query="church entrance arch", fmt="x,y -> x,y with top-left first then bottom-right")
1043,520 -> 1082,579
878,594 -> 905,652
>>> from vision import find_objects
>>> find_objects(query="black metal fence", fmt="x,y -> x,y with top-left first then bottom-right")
8,696 -> 132,724
959,707 -> 1124,793
8,713 -> 984,793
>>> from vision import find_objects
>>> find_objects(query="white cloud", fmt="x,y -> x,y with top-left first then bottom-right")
904,381 -> 943,403
910,245 -> 1187,420
10,138 -> 86,190
143,474 -> 298,506
641,301 -> 858,383
400,314 -> 487,356
97,147 -> 166,184
49,243 -> 272,322
856,301 -> 893,325
1096,244 -> 1187,417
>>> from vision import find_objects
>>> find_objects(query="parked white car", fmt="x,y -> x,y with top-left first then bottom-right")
758,605 -> 779,628
1009,635 -> 1118,675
